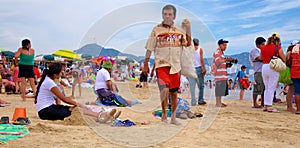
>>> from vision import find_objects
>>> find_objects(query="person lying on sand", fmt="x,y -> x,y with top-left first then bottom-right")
83,105 -> 121,123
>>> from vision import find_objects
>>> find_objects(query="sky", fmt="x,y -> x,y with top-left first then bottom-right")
1,0 -> 300,58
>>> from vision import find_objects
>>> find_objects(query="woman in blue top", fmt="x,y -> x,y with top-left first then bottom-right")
14,39 -> 36,101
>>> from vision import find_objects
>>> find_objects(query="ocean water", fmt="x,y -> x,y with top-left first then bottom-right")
181,75 -> 285,101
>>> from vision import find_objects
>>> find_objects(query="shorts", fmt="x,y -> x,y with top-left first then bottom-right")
291,78 -> 300,95
215,80 -> 229,96
253,72 -> 265,95
156,67 -> 180,92
139,72 -> 148,82
18,64 -> 35,78
38,104 -> 71,120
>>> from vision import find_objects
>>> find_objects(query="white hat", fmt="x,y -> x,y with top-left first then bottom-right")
291,40 -> 299,46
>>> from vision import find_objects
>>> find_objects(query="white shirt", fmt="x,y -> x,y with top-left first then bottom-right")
95,68 -> 111,90
36,76 -> 57,112
193,48 -> 201,67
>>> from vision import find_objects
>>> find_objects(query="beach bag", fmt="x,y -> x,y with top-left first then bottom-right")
72,70 -> 79,78
278,67 -> 293,84
180,18 -> 196,78
239,76 -> 250,89
181,45 -> 197,78
270,45 -> 286,72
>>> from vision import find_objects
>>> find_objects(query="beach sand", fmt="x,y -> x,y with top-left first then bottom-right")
1,81 -> 300,148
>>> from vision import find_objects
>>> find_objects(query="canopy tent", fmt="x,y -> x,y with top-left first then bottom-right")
52,49 -> 82,61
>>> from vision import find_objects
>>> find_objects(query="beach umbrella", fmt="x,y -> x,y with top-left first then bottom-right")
43,55 -> 55,61
1,51 -> 15,59
81,54 -> 92,60
34,55 -> 44,61
52,49 -> 82,61
0,48 -> 6,52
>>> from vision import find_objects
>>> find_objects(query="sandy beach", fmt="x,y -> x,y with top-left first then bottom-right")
1,81 -> 300,148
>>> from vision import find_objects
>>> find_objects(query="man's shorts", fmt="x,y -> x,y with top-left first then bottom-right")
292,78 -> 300,95
139,72 -> 148,82
253,72 -> 265,95
156,67 -> 180,92
215,80 -> 229,96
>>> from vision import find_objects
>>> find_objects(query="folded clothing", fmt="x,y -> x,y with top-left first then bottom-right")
112,119 -> 135,127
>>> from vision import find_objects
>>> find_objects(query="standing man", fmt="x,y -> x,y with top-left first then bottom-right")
249,37 -> 266,108
143,4 -> 191,125
213,39 -> 234,107
188,38 -> 206,106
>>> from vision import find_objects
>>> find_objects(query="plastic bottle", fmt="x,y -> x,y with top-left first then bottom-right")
1,84 -> 5,94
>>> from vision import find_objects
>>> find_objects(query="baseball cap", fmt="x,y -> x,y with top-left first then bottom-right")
218,39 -> 229,45
193,38 -> 199,46
241,65 -> 247,69
291,40 -> 299,46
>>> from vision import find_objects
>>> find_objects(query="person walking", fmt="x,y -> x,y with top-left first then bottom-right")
232,65 -> 248,100
142,4 -> 191,125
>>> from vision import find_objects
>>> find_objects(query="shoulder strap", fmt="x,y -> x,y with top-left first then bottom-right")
274,45 -> 279,56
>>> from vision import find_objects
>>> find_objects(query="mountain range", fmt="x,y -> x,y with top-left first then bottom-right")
75,43 -> 252,68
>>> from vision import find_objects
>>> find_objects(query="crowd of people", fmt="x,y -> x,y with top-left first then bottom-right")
1,4 -> 299,129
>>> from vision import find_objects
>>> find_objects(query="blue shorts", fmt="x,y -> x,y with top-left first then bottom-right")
291,78 -> 300,95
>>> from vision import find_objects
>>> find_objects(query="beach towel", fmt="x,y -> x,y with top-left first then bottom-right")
0,124 -> 29,144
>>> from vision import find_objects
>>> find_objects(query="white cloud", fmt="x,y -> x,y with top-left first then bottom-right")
238,0 -> 300,19
237,23 -> 259,29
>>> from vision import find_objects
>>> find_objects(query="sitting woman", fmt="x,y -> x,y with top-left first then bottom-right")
35,62 -> 121,123
91,60 -> 141,107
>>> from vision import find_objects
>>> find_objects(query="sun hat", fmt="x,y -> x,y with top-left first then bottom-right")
271,32 -> 280,38
102,60 -> 113,69
291,40 -> 299,46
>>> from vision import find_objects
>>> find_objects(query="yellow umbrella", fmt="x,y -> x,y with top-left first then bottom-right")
52,49 -> 81,61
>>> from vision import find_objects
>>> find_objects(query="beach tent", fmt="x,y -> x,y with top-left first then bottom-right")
52,49 -> 82,61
